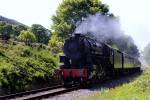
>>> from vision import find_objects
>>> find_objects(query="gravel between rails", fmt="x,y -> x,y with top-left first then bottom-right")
43,73 -> 141,100
43,89 -> 97,100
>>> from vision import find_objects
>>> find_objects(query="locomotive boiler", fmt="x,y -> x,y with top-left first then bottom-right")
58,34 -> 141,85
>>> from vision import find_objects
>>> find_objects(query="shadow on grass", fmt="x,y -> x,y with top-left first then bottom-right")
87,71 -> 143,91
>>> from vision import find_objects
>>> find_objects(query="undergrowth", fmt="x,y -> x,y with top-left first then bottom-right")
0,41 -> 60,95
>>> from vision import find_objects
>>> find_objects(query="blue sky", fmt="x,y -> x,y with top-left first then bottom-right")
0,0 -> 149,50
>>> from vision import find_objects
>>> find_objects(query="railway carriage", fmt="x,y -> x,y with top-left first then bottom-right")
58,34 -> 141,85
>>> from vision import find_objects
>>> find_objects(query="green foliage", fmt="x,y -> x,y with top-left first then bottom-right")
0,22 -> 28,40
0,41 -> 59,94
30,24 -> 50,44
18,30 -> 36,45
0,22 -> 13,40
0,22 -> 51,45
48,32 -> 63,54
13,25 -> 28,38
52,0 -> 110,39
82,68 -> 150,100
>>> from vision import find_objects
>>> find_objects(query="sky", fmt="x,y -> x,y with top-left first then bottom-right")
0,0 -> 150,50
0,0 -> 62,28
103,0 -> 150,51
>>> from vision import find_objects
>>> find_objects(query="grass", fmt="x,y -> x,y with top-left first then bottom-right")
82,67 -> 150,100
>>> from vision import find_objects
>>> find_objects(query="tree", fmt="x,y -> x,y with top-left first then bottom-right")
52,0 -> 110,39
13,25 -> 28,38
143,43 -> 150,65
0,22 -> 28,40
18,30 -> 36,45
30,24 -> 50,44
48,32 -> 63,53
0,22 -> 14,40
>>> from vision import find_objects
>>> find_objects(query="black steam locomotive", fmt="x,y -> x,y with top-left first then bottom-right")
58,34 -> 141,84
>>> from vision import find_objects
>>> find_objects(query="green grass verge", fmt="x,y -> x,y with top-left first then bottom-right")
82,68 -> 150,100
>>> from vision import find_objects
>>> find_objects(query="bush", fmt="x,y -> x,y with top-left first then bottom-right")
0,41 -> 60,95
48,32 -> 63,54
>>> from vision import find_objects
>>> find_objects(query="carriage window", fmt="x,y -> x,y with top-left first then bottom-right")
114,50 -> 122,68
124,55 -> 134,68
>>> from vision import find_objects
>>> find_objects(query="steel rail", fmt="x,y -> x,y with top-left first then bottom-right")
0,85 -> 63,100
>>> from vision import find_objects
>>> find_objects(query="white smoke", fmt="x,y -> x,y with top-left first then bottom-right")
75,13 -> 145,67
139,54 -> 149,69
75,13 -> 124,42
75,13 -> 141,58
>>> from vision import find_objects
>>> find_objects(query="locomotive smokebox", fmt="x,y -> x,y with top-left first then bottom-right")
64,33 -> 103,61
64,33 -> 85,60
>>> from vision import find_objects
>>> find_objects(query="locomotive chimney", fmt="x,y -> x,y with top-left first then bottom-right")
74,33 -> 82,37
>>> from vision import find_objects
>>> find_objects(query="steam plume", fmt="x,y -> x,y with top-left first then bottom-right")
75,13 -> 140,58
75,13 -> 124,43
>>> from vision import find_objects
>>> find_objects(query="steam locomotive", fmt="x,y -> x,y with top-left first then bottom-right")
58,34 -> 141,85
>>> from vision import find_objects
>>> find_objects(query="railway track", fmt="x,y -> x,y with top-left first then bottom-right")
0,84 -> 80,100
